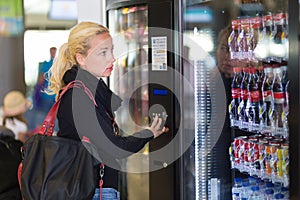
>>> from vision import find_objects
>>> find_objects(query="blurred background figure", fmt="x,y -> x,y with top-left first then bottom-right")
32,46 -> 57,113
215,24 -> 235,79
25,47 -> 57,131
0,126 -> 23,200
2,90 -> 31,143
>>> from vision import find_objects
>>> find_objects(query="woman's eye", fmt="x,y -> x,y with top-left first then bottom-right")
221,45 -> 228,52
100,51 -> 106,56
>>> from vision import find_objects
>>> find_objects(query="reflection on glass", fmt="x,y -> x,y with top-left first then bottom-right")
108,5 -> 150,200
109,5 -> 149,132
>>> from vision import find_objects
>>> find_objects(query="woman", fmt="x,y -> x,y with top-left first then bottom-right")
47,21 -> 168,198
2,90 -> 31,143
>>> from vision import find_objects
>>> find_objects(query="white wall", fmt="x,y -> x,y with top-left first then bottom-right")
76,0 -> 106,26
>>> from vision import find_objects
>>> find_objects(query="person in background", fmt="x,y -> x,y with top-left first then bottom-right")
2,90 -> 31,143
209,24 -> 236,199
26,47 -> 57,131
215,24 -> 235,79
47,21 -> 168,199
33,47 -> 57,113
0,126 -> 23,200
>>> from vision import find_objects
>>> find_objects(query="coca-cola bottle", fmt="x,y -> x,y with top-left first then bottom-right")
246,67 -> 261,131
260,12 -> 273,62
249,16 -> 263,61
257,65 -> 264,88
281,65 -> 289,99
228,19 -> 241,60
281,65 -> 289,137
238,18 -> 252,60
238,67 -> 250,130
261,66 -> 274,132
269,11 -> 287,62
229,67 -> 243,127
272,67 -> 285,136
253,15 -> 269,61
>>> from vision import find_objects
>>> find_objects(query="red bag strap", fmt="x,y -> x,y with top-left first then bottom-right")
38,80 -> 98,136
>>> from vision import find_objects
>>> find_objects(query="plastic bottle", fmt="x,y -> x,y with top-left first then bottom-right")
265,189 -> 274,200
238,18 -> 252,60
257,65 -> 264,90
240,180 -> 251,199
261,66 -> 274,130
265,181 -> 275,190
269,12 -> 287,62
260,12 -> 273,62
272,67 -> 284,135
273,182 -> 283,194
248,176 -> 257,186
232,177 -> 243,200
280,187 -> 289,199
228,19 -> 241,60
229,67 -> 243,127
273,193 -> 286,200
249,186 -> 264,200
238,67 -> 250,130
252,16 -> 265,61
280,65 -> 289,137
246,67 -> 261,130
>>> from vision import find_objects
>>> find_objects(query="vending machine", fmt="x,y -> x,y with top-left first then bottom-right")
106,0 -> 182,199
106,0 -> 299,199
181,0 -> 299,200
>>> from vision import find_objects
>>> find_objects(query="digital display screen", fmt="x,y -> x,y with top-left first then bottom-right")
153,89 -> 168,96
48,0 -> 77,20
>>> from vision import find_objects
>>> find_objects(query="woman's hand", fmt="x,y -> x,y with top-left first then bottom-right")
148,115 -> 169,138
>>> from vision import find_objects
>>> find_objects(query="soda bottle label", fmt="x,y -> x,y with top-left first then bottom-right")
241,89 -> 249,100
249,90 -> 261,102
232,88 -> 241,99
263,90 -> 273,102
274,92 -> 285,104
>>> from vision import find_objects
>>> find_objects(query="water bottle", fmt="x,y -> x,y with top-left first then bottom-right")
265,189 -> 274,200
273,193 -> 286,200
265,181 -> 274,190
240,180 -> 251,199
249,186 -> 264,200
280,187 -> 289,199
273,182 -> 282,194
248,176 -> 257,186
232,177 -> 243,200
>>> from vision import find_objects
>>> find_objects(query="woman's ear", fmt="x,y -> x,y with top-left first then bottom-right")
75,53 -> 86,66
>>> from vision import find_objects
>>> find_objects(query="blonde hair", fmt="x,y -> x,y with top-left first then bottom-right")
47,21 -> 109,97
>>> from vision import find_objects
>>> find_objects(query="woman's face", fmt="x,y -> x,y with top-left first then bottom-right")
216,32 -> 234,78
79,33 -> 115,78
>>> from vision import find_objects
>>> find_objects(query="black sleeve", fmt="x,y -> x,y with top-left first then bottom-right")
60,88 -> 154,161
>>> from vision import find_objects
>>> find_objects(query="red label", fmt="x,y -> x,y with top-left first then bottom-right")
263,90 -> 273,102
250,90 -> 261,102
241,89 -> 249,100
273,92 -> 285,104
231,88 -> 241,99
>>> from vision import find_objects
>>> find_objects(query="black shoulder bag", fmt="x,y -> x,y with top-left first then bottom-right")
18,80 -> 102,200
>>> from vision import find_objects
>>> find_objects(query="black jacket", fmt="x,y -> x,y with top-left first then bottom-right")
57,66 -> 154,189
0,126 -> 23,200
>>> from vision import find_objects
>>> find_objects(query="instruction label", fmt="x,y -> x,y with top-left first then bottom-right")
151,36 -> 167,71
